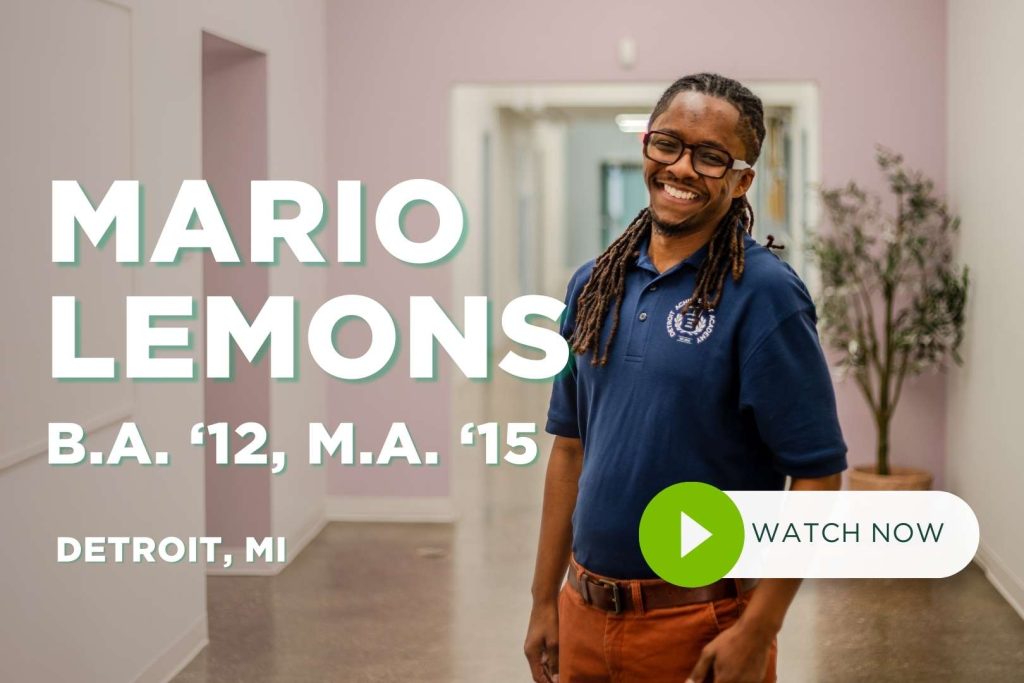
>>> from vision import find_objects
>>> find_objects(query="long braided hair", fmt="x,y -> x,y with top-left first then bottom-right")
570,73 -> 777,366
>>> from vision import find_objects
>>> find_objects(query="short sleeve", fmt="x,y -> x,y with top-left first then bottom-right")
738,307 -> 848,478
545,267 -> 588,438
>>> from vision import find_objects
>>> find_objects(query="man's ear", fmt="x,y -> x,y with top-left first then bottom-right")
732,169 -> 755,198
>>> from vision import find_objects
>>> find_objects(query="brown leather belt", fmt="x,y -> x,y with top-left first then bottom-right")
567,564 -> 758,615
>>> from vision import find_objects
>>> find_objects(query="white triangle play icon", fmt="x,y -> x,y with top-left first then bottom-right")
680,511 -> 712,558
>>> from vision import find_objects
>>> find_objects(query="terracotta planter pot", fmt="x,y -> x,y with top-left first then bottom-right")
846,465 -> 933,491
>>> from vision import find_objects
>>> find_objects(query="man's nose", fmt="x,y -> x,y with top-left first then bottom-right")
665,148 -> 700,180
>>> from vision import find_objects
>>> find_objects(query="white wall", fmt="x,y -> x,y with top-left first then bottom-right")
947,0 -> 1024,617
0,1 -> 327,681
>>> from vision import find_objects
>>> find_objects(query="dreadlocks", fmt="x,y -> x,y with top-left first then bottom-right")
570,73 -> 778,366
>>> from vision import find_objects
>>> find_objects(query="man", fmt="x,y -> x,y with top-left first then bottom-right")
524,73 -> 847,683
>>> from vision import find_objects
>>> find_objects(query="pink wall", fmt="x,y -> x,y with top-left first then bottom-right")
324,0 -> 948,495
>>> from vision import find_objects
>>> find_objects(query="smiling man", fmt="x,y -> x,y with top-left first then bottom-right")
524,74 -> 847,682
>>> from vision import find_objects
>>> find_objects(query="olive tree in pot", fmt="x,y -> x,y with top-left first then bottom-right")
810,147 -> 969,490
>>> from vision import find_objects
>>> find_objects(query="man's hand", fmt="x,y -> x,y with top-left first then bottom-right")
524,600 -> 560,682
686,474 -> 838,682
686,618 -> 773,683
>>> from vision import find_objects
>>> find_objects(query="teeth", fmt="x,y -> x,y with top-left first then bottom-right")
663,184 -> 699,200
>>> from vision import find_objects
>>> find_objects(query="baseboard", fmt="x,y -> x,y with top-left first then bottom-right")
286,507 -> 328,559
206,509 -> 327,577
975,541 -> 1024,621
132,614 -> 208,683
325,494 -> 457,523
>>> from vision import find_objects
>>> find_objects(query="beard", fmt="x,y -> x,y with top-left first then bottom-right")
648,206 -> 705,237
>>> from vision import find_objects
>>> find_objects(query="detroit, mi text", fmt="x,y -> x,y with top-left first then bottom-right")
57,536 -> 286,568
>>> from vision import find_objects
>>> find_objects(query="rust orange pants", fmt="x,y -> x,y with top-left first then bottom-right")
556,564 -> 777,682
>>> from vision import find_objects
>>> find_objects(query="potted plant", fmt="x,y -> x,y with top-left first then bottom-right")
810,146 -> 969,490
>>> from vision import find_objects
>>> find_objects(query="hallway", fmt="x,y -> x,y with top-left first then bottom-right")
8,3 -> 1024,682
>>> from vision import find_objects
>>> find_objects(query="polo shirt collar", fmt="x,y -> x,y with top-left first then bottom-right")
634,235 -> 712,276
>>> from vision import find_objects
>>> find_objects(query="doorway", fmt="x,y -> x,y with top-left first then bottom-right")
200,32 -> 270,561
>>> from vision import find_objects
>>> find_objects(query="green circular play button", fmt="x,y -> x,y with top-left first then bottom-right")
639,482 -> 745,588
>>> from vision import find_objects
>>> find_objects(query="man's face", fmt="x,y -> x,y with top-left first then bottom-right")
644,91 -> 755,235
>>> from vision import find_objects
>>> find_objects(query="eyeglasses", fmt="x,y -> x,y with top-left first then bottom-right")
642,130 -> 752,179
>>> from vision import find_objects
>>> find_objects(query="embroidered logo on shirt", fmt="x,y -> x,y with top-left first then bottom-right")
666,297 -> 716,345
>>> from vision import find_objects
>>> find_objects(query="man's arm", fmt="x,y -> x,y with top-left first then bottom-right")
524,436 -> 584,683
687,472 -> 842,683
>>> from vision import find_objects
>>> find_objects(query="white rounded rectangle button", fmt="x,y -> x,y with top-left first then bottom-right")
723,491 -> 980,578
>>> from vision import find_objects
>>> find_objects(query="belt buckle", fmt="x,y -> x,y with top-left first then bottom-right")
590,575 -> 623,614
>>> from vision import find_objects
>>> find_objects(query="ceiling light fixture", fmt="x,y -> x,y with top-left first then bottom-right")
615,114 -> 650,134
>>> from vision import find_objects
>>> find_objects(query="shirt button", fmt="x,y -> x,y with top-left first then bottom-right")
639,312 -> 648,321
649,285 -> 658,292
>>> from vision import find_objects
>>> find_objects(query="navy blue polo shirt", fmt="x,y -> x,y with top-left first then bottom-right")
546,232 -> 847,578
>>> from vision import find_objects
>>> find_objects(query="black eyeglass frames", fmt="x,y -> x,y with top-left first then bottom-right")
642,130 -> 752,179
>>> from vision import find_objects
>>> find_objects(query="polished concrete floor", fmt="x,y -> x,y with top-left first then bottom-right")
174,377 -> 1024,682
